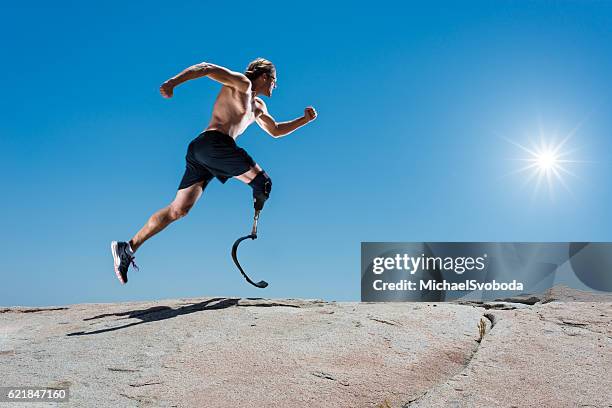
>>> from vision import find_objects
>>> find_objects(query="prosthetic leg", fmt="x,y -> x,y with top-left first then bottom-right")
231,172 -> 272,288
231,209 -> 268,288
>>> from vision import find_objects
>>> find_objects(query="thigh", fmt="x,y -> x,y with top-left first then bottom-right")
173,181 -> 205,209
234,163 -> 264,184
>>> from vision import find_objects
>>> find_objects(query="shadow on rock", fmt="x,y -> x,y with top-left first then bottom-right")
66,297 -> 238,336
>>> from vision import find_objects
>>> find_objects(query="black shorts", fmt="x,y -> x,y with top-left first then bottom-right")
178,130 -> 256,190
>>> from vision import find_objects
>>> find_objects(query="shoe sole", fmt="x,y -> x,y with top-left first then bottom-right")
110,241 -> 126,284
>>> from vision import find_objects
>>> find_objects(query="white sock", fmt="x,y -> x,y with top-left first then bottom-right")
126,242 -> 135,255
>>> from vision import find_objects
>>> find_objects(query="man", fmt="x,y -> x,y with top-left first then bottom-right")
111,58 -> 317,284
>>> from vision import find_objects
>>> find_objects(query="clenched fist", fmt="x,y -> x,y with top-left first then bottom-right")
160,81 -> 174,98
304,106 -> 317,122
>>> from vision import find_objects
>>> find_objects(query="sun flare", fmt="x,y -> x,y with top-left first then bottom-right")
504,129 -> 583,199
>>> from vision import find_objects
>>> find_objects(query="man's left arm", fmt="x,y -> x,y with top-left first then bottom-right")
255,99 -> 317,138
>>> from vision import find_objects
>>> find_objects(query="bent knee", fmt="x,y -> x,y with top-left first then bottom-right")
236,164 -> 264,183
249,172 -> 272,196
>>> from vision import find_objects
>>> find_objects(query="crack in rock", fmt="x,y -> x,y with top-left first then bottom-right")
494,295 -> 541,305
108,367 -> 142,373
536,314 -> 611,339
0,307 -> 69,314
368,316 -> 402,326
457,301 -> 530,310
311,371 -> 349,386
560,319 -> 588,327
129,381 -> 163,387
483,313 -> 497,328
237,302 -> 302,308
119,393 -> 159,403
402,312 -> 495,407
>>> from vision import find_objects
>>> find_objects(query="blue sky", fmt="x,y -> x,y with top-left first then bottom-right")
2,1 -> 611,306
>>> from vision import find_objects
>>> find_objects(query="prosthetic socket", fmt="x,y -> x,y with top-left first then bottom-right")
249,172 -> 272,211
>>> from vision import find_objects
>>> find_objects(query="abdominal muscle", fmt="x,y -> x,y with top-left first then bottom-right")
205,86 -> 257,139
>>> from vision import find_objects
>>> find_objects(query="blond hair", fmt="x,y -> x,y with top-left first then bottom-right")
245,58 -> 275,81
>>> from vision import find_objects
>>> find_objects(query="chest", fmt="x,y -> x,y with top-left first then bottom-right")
233,91 -> 258,118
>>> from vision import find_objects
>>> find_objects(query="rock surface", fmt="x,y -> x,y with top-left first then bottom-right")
0,297 -> 610,408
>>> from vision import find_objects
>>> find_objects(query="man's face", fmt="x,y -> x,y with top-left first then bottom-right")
265,71 -> 277,97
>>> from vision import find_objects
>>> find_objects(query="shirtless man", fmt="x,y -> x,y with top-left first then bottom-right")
111,58 -> 317,284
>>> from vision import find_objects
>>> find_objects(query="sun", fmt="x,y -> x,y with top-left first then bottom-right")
504,130 -> 582,199
536,150 -> 557,171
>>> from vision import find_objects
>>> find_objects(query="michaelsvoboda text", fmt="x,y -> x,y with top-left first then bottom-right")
372,279 -> 524,291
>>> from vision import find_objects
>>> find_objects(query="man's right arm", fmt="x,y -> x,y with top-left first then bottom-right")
160,62 -> 251,98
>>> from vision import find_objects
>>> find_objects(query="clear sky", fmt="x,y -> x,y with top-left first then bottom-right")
2,1 -> 611,306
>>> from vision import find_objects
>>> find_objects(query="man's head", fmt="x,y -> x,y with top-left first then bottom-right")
245,58 -> 276,97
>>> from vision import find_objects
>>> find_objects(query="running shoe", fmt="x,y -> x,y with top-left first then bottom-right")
111,241 -> 139,284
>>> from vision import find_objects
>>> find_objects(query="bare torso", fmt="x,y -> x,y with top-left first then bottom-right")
206,86 -> 262,139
